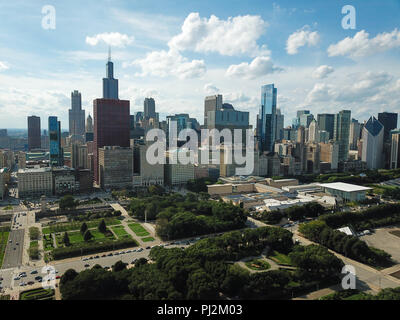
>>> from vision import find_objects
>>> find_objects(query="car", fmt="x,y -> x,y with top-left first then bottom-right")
84,264 -> 90,268
131,259 -> 137,264
114,252 -> 120,256
137,248 -> 143,252
89,256 -> 93,260
30,270 -> 38,274
94,256 -> 99,259
19,282 -> 26,287
132,249 -> 137,252
101,254 -> 107,258
83,258 -> 88,261
145,246 -> 151,250
34,276 -> 42,281
56,276 -> 61,279
13,276 -> 20,281
37,278 -> 42,283
107,253 -> 113,256
0,277 -> 3,281
27,281 -> 34,285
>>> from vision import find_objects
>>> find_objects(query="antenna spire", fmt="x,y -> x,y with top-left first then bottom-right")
108,46 -> 111,62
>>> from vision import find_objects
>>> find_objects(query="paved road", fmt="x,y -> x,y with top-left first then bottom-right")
2,230 -> 24,269
0,243 -> 189,292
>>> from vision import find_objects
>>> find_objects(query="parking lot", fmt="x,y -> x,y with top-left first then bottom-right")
360,226 -> 400,264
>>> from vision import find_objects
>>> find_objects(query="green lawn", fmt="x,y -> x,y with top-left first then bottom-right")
128,223 -> 150,237
0,231 -> 10,267
110,225 -> 132,239
2,205 -> 13,211
269,251 -> 292,266
42,218 -> 121,235
142,236 -> 155,242
245,259 -> 271,271
56,228 -> 115,247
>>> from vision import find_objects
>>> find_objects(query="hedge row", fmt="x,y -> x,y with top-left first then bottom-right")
52,238 -> 138,260
20,288 -> 54,300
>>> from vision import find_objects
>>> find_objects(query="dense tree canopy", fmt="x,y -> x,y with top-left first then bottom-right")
60,227 -> 343,300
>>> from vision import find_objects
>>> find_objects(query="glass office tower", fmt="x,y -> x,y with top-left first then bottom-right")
258,84 -> 277,152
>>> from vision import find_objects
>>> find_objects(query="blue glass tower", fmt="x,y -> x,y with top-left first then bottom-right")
49,116 -> 64,166
258,84 -> 277,152
102,48 -> 119,100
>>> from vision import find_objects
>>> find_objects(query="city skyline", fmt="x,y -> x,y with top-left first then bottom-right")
0,1 -> 399,128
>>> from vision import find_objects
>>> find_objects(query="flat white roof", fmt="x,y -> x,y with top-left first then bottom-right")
319,182 -> 372,192
337,226 -> 355,236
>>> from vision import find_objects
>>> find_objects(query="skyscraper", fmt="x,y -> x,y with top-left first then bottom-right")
48,116 -> 63,166
378,112 -> 398,142
102,49 -> 119,100
349,119 -> 361,150
299,113 -> 314,128
258,84 -> 277,152
204,94 -> 222,126
390,129 -> 400,169
28,116 -> 41,150
144,98 -> 156,119
69,90 -> 85,136
275,108 -> 284,141
308,119 -> 319,143
362,116 -> 384,169
86,114 -> 93,133
317,114 -> 335,140
94,55 -> 130,185
334,110 -> 351,162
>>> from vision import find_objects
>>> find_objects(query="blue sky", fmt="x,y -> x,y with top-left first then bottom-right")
0,0 -> 400,129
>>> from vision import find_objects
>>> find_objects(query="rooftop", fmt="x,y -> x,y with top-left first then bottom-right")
319,182 -> 372,192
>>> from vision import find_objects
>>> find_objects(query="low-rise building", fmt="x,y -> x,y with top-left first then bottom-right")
319,182 -> 372,202
18,167 -> 53,198
52,166 -> 79,195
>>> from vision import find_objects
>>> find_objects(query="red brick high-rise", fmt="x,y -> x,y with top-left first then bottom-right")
93,99 -> 130,185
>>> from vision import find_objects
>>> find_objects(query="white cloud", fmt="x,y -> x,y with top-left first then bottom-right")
0,61 -> 9,71
226,56 -> 282,79
168,12 -> 268,56
204,83 -> 219,94
306,71 -> 393,105
286,26 -> 320,55
86,32 -> 134,47
312,65 -> 334,79
128,49 -> 206,79
327,29 -> 400,58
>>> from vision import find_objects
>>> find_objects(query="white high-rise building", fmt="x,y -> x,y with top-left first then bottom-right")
362,116 -> 384,169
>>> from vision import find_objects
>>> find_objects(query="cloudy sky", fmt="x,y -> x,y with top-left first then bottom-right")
0,0 -> 400,129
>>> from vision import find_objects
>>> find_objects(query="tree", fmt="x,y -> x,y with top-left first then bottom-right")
80,222 -> 88,234
83,230 -> 93,242
98,219 -> 107,233
134,257 -> 148,267
59,195 -> 77,210
113,260 -> 128,272
63,232 -> 70,246
60,269 -> 78,286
